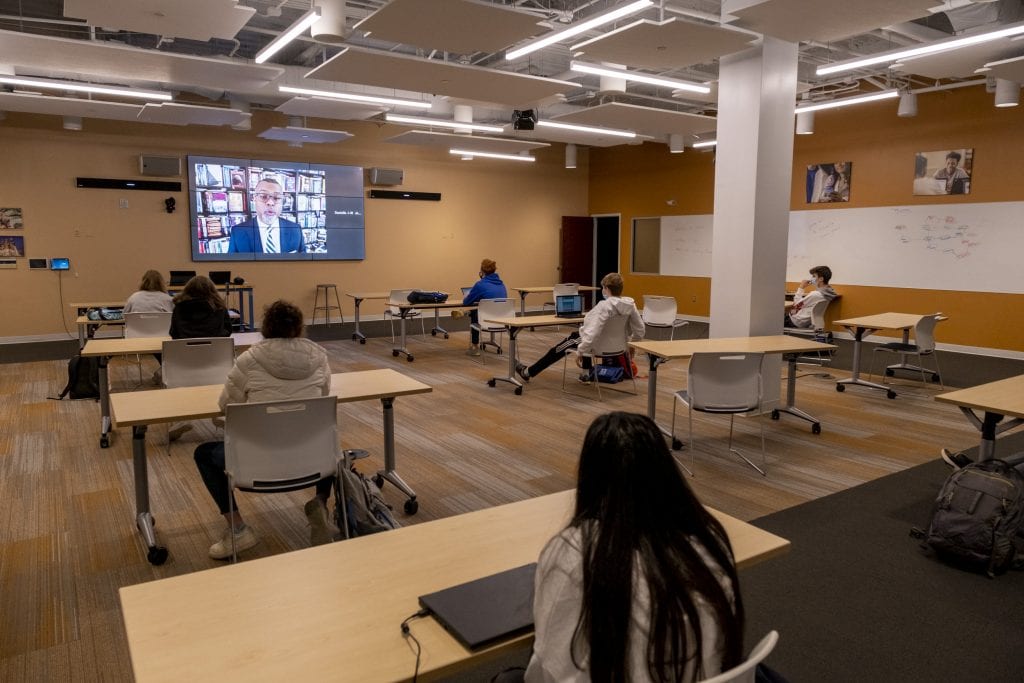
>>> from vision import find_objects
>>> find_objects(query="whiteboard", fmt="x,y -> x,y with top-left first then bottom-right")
657,201 -> 1024,294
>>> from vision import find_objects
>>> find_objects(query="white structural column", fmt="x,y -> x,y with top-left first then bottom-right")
710,37 -> 798,403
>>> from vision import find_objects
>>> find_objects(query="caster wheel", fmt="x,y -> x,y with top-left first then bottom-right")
360,338 -> 366,345
487,379 -> 496,387
885,368 -> 894,377
100,435 -> 110,448
351,334 -> 358,340
372,474 -> 385,489
671,438 -> 684,451
836,384 -> 845,392
812,423 -> 822,435
770,409 -> 780,421
514,386 -> 523,395
496,348 -> 503,355
431,330 -> 437,336
407,355 -> 414,362
147,546 -> 168,565
932,374 -> 941,383
887,390 -> 897,400
392,350 -> 399,357
443,333 -> 449,340
404,499 -> 419,515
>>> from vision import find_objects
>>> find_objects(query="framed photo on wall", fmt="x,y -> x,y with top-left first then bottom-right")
0,207 -> 23,229
0,235 -> 25,257
913,148 -> 973,195
806,162 -> 852,203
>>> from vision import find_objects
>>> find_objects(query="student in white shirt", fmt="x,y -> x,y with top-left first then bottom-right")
785,265 -> 837,329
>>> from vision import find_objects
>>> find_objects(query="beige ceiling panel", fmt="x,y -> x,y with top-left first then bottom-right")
0,30 -> 282,91
728,0 -> 935,43
505,127 -> 629,148
553,103 -> 716,138
64,0 -> 255,42
573,18 -> 756,71
0,91 -> 143,120
354,0 -> 542,55
894,39 -> 1024,80
276,96 -> 386,121
258,127 -> 353,143
137,103 -> 248,126
384,130 -> 549,154
307,47 -> 577,108
985,54 -> 1024,82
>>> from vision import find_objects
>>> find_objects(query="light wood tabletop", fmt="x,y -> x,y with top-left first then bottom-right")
508,286 -> 600,314
935,374 -> 1024,461
69,300 -> 125,311
75,314 -> 125,325
833,312 -> 931,330
119,489 -> 789,683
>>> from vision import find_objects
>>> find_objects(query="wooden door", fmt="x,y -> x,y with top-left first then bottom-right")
559,216 -> 594,287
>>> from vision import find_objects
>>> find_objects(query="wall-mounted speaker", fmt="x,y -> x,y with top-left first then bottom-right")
368,167 -> 404,186
368,189 -> 440,201
139,154 -> 182,177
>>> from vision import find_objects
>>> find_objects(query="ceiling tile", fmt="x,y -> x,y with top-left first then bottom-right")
894,38 -> 1024,80
137,103 -> 249,126
553,103 -> 716,138
384,129 -> 549,154
258,126 -> 353,143
0,91 -> 143,120
728,0 -> 935,43
985,54 -> 1024,82
275,96 -> 386,121
64,0 -> 255,43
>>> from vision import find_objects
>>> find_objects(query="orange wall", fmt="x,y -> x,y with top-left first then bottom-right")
589,85 -> 1024,352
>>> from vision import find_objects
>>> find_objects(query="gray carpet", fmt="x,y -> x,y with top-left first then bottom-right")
743,432 -> 1024,683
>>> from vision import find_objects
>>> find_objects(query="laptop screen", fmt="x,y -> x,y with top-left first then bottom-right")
555,294 -> 583,316
209,270 -> 231,285
460,287 -> 473,297
169,270 -> 196,286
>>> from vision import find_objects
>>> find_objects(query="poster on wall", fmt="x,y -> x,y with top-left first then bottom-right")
913,148 -> 973,195
805,162 -> 852,203
0,235 -> 25,257
0,208 -> 23,229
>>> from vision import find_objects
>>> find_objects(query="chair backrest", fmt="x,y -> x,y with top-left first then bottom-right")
590,312 -> 632,355
807,297 -> 831,331
698,631 -> 779,683
161,337 -> 235,388
124,311 -> 171,338
388,289 -> 414,314
224,396 -> 338,492
687,352 -> 765,413
552,283 -> 579,298
913,313 -> 943,352
476,298 -> 516,331
642,295 -> 679,326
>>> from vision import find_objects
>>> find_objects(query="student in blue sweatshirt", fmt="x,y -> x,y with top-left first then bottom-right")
461,258 -> 507,356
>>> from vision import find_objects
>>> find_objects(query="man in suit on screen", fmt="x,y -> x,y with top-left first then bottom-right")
227,178 -> 306,254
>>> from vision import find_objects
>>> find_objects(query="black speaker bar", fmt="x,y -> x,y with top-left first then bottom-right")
368,189 -> 441,201
76,177 -> 183,192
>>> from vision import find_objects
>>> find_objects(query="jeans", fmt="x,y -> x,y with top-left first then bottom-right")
469,309 -> 480,345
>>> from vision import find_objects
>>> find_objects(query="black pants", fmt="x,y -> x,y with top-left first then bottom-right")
527,331 -> 593,378
194,441 -> 334,515
469,309 -> 480,345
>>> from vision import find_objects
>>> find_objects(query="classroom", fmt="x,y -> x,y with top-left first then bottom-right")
2,2 -> 1024,681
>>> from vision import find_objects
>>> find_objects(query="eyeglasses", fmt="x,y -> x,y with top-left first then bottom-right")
254,192 -> 283,202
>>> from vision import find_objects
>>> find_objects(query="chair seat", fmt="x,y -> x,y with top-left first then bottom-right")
877,341 -> 918,352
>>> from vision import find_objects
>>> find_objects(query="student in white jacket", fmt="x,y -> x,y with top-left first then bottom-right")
193,300 -> 335,560
516,273 -> 644,384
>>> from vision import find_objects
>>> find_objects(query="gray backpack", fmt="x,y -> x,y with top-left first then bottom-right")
334,465 -> 401,538
925,459 -> 1024,577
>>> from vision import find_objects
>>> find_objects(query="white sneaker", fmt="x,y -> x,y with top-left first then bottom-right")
208,525 -> 259,560
466,344 -> 481,357
304,498 -> 340,546
168,423 -> 193,441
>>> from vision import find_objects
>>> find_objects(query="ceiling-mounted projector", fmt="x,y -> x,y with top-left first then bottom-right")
512,109 -> 537,131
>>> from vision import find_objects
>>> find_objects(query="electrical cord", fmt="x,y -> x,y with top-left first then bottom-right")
401,608 -> 430,682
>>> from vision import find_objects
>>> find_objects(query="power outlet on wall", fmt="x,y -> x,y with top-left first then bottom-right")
119,198 -> 129,209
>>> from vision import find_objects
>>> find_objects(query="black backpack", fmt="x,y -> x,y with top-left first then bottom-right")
923,459 -> 1024,577
334,465 -> 400,538
406,290 -> 448,304
58,354 -> 100,400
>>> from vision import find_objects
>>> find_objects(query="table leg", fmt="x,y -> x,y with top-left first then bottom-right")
351,297 -> 366,343
78,324 -> 86,348
519,291 -> 528,315
430,307 -> 450,338
642,354 -> 682,449
956,407 -> 1022,462
771,353 -> 823,434
392,308 -> 413,361
132,425 -> 168,565
245,289 -> 254,332
488,327 -> 522,394
99,356 -> 112,448
836,326 -> 895,398
375,397 -> 418,514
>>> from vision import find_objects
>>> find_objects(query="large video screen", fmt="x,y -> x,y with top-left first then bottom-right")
187,155 -> 364,261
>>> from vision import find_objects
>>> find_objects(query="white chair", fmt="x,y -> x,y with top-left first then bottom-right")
384,289 -> 426,342
161,337 -> 235,388
699,631 -> 779,683
784,298 -> 835,371
641,295 -> 688,340
224,395 -> 340,562
869,312 -> 944,389
562,312 -> 638,401
123,312 -> 171,383
470,298 -> 516,357
671,352 -> 767,476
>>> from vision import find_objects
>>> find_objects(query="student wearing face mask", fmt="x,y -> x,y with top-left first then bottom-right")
785,265 -> 837,329
515,272 -> 644,384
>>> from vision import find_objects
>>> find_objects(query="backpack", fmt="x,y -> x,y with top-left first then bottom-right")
923,459 -> 1024,577
594,365 -> 624,384
58,354 -> 100,400
86,307 -> 123,321
334,464 -> 401,538
406,290 -> 448,304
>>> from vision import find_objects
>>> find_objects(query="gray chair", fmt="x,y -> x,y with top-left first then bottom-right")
470,297 -> 516,358
869,312 -> 944,389
784,298 -> 835,371
384,289 -> 426,341
123,311 -> 171,383
699,631 -> 779,683
641,295 -> 688,340
161,337 -> 234,388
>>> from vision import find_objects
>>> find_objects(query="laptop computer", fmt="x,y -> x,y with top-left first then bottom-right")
418,563 -> 536,650
555,294 -> 584,318
460,287 -> 473,298
209,270 -> 231,285
169,270 -> 196,286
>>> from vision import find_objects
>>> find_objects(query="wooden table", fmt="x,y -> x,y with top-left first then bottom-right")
630,336 -> 837,444
111,368 -> 432,565
119,488 -> 789,682
390,300 -> 477,362
345,291 -> 390,343
81,333 -> 261,448
832,313 -> 946,399
509,285 -> 599,315
935,374 -> 1024,462
483,314 -> 584,395
74,314 -> 125,347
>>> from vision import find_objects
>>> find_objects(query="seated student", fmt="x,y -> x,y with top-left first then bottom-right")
124,270 -> 174,384
785,265 -> 837,329
459,258 -> 508,356
192,300 -> 336,560
525,412 -> 745,682
516,272 -> 643,384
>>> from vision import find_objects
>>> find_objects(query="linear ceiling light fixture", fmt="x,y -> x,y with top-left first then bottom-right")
795,89 -> 899,113
0,75 -> 172,100
505,0 -> 653,61
278,85 -> 432,109
385,113 -> 503,133
816,22 -> 1024,76
255,8 -> 321,64
570,61 -> 710,94
536,120 -> 636,139
692,140 -> 717,148
449,148 -> 535,162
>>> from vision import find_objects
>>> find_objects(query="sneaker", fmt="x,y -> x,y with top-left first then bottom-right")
450,309 -> 465,320
578,371 -> 594,385
466,344 -> 481,357
941,448 -> 972,470
515,362 -> 530,383
208,524 -> 259,560
168,423 -> 193,441
304,498 -> 340,546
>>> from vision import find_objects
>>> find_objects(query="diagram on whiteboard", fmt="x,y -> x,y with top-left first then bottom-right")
892,210 -> 980,260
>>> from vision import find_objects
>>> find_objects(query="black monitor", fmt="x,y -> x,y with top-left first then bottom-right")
209,270 -> 231,285
169,270 -> 196,286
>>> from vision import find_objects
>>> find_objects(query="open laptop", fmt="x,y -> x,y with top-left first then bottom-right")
418,563 -> 536,650
208,270 -> 231,285
169,270 -> 196,286
460,287 -> 473,298
555,294 -> 584,318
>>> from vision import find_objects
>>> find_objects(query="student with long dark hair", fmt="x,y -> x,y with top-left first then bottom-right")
170,275 -> 232,339
526,412 -> 745,682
